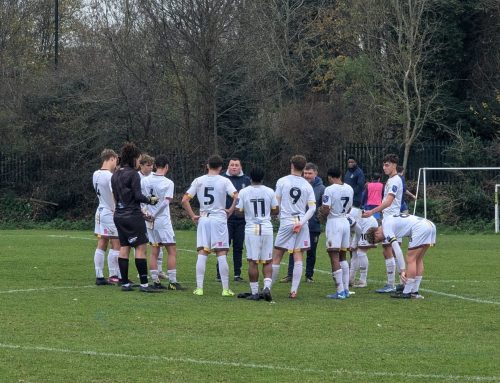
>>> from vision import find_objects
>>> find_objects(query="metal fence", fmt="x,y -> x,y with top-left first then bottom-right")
0,141 -> 456,192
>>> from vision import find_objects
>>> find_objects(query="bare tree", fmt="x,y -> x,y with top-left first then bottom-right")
357,0 -> 445,169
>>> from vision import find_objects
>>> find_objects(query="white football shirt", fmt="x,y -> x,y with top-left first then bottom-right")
382,174 -> 403,216
186,174 -> 237,220
382,214 -> 424,243
322,183 -> 354,219
275,175 -> 316,223
236,185 -> 278,235
141,173 -> 174,220
92,169 -> 114,211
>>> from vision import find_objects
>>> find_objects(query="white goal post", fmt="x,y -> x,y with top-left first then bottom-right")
412,167 -> 500,233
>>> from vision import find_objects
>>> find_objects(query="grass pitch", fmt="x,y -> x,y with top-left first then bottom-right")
0,230 -> 498,382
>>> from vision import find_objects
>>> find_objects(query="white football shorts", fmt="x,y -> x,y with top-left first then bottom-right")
409,219 -> 436,249
325,217 -> 350,251
147,218 -> 176,246
274,222 -> 311,252
94,207 -> 118,238
245,233 -> 273,263
196,216 -> 229,252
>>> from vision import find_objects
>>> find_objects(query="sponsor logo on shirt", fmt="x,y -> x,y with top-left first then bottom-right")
128,236 -> 137,244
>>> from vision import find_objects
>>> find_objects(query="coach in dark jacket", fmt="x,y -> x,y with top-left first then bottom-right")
284,163 -> 325,283
216,158 -> 251,281
344,156 -> 365,208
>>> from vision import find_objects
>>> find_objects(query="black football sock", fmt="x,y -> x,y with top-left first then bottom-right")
135,258 -> 149,285
118,258 -> 129,284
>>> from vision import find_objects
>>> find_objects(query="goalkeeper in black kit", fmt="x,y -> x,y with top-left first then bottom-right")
111,143 -> 160,293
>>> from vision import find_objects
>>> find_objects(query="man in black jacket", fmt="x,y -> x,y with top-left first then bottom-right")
216,158 -> 251,282
111,143 -> 159,293
344,156 -> 365,218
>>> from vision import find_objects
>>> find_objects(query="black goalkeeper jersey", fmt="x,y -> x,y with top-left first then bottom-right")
111,166 -> 149,218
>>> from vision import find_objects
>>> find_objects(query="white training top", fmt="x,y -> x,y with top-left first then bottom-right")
236,185 -> 278,235
141,173 -> 174,220
186,174 -> 237,220
382,174 -> 403,216
322,183 -> 354,219
92,169 -> 114,211
275,175 -> 316,223
382,214 -> 426,243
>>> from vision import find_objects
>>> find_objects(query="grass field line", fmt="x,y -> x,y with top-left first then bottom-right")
313,268 -> 500,306
0,343 -> 498,382
0,285 -> 96,294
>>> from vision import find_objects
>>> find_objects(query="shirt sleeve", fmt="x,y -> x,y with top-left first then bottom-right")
275,179 -> 283,199
387,178 -> 399,196
132,172 -> 150,204
166,180 -> 174,199
185,178 -> 198,198
236,189 -> 244,210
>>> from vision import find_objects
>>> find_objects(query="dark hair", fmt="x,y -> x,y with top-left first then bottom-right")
347,156 -> 357,162
396,165 -> 405,173
228,157 -> 241,163
249,167 -> 265,183
327,168 -> 342,178
372,172 -> 381,180
155,155 -> 169,168
304,162 -> 318,172
207,155 -> 223,170
290,155 -> 307,171
120,143 -> 141,168
383,153 -> 399,164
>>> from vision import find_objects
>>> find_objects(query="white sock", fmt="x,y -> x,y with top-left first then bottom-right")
333,270 -> 344,293
218,255 -> 230,290
168,269 -> 177,283
271,264 -> 281,286
250,282 -> 259,295
349,250 -> 358,283
264,278 -> 272,290
94,249 -> 105,278
150,269 -> 159,283
158,248 -> 164,272
196,254 -> 208,289
340,260 -> 350,292
403,278 -> 415,294
291,261 -> 303,293
108,249 -> 120,277
385,258 -> 396,286
413,276 -> 423,292
358,250 -> 368,283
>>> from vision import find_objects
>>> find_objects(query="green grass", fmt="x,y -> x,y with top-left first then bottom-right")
0,230 -> 498,382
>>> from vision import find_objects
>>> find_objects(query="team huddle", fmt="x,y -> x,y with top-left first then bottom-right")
92,143 -> 436,301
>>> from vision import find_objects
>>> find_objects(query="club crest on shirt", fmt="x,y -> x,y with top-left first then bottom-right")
392,185 -> 398,193
322,195 -> 329,203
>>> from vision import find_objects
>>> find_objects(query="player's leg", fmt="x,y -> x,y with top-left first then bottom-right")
281,253 -> 294,283
355,248 -> 369,287
94,236 -> 109,284
272,222 -> 293,286
327,250 -> 345,298
157,248 -> 167,279
247,260 -> 260,299
108,238 -> 121,282
212,219 -> 233,296
412,245 -> 428,297
290,249 -> 304,298
194,217 -> 210,295
377,245 -> 396,293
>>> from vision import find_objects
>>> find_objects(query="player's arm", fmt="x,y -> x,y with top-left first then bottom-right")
181,193 -> 200,224
405,190 -> 416,200
390,239 -> 407,281
225,191 -> 238,217
362,193 -> 394,218
319,193 -> 330,223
